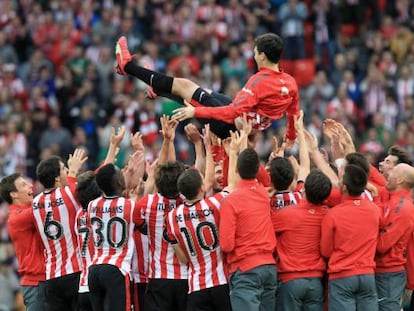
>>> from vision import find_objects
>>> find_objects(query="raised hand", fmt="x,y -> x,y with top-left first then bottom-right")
303,130 -> 319,152
68,148 -> 88,176
110,126 -> 126,147
160,115 -> 178,142
130,131 -> 144,152
184,123 -> 202,143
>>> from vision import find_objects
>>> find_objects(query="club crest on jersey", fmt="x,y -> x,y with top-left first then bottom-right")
281,86 -> 289,95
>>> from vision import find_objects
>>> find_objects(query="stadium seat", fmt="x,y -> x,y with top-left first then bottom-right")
293,58 -> 316,88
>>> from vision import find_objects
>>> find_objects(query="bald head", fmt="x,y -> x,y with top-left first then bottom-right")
400,164 -> 414,188
386,163 -> 414,191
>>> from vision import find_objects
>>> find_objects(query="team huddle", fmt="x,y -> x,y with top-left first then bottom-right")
2,32 -> 414,311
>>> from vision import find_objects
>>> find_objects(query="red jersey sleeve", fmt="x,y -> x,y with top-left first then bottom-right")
285,85 -> 300,140
256,163 -> 271,187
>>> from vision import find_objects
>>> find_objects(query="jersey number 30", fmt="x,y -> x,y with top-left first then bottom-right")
91,216 -> 128,248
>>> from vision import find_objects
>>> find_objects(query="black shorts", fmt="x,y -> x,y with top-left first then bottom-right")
191,88 -> 237,139
187,284 -> 232,311
45,272 -> 80,311
132,282 -> 147,311
78,292 -> 92,311
144,278 -> 188,311
88,264 -> 131,311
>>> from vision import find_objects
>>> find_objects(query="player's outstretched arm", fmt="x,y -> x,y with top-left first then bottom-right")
305,130 -> 339,187
184,123 -> 205,174
202,124 -> 215,194
159,115 -> 178,164
295,111 -> 310,181
102,126 -> 126,166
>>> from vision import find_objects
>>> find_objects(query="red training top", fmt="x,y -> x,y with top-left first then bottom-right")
375,189 -> 414,273
219,179 -> 276,273
321,196 -> 380,280
8,204 -> 45,285
272,201 -> 327,282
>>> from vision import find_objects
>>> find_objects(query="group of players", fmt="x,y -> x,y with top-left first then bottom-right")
2,32 -> 414,311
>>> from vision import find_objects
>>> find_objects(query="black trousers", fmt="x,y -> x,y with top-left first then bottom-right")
191,89 -> 237,139
78,292 -> 93,311
187,284 -> 232,311
45,272 -> 80,311
144,278 -> 188,311
88,264 -> 131,311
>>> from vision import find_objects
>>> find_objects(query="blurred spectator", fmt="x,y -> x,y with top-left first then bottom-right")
380,94 -> 399,131
329,53 -> 347,88
167,43 -> 200,77
360,63 -> 387,127
278,0 -> 308,60
390,22 -> 414,65
327,84 -> 357,129
91,7 -> 119,48
220,44 -> 247,86
38,115 -> 73,158
0,119 -> 27,178
0,31 -> 17,65
396,64 -> 414,111
0,259 -> 21,311
359,127 -> 384,161
304,70 -> 335,119
309,0 -> 337,70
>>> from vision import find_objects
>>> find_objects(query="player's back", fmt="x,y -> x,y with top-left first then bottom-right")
167,192 -> 228,293
239,68 -> 299,120
139,193 -> 187,280
88,196 -> 137,275
32,185 -> 81,279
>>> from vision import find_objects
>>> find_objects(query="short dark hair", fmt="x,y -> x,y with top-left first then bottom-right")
343,164 -> 368,196
269,157 -> 294,191
177,168 -> 202,200
155,161 -> 185,198
36,156 -> 62,189
96,164 -> 123,196
237,149 -> 259,180
76,171 -> 101,209
345,152 -> 370,175
254,33 -> 283,63
0,173 -> 20,204
388,145 -> 412,165
305,169 -> 331,204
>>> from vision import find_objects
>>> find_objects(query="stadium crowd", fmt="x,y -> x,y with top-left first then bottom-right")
1,0 -> 414,310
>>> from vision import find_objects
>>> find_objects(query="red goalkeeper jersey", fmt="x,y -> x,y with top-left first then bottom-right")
194,68 -> 300,139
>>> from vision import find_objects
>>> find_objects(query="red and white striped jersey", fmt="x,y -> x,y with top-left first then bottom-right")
32,185 -> 82,280
270,181 -> 304,212
75,208 -> 94,293
166,192 -> 229,293
88,196 -> 144,276
137,193 -> 187,280
132,230 -> 149,283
